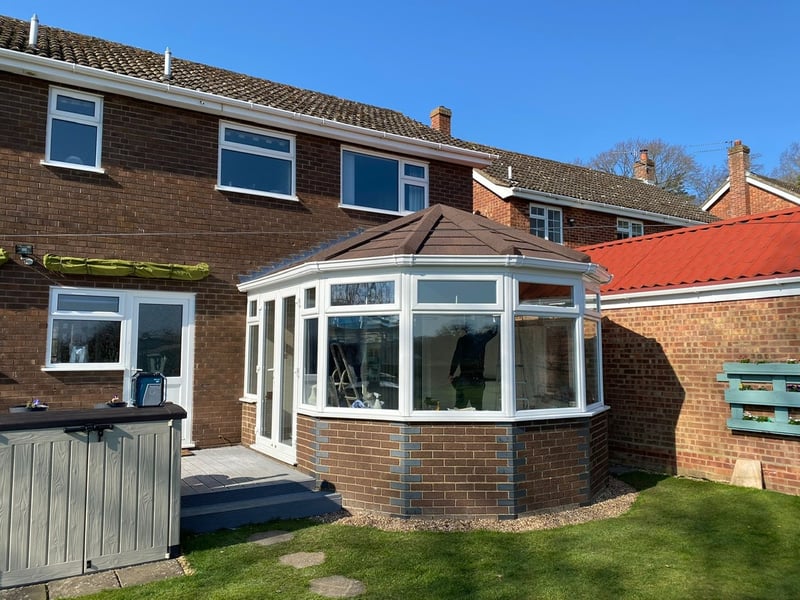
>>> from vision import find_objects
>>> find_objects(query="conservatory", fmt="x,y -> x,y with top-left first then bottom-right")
238,205 -> 611,518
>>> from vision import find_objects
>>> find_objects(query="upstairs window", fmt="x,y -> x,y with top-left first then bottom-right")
218,122 -> 295,199
616,218 -> 644,239
45,87 -> 103,170
529,204 -> 563,243
342,149 -> 428,213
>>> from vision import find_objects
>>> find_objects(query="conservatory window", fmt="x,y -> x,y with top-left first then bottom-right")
584,319 -> 601,406
417,280 -> 497,304
514,315 -> 576,411
413,314 -> 500,411
330,281 -> 395,306
327,315 -> 400,409
519,282 -> 574,307
245,300 -> 259,396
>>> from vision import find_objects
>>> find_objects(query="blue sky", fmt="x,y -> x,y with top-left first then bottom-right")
4,1 -> 797,174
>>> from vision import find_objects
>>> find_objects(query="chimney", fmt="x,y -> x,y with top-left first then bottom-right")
430,106 -> 452,136
727,140 -> 751,216
633,148 -> 656,184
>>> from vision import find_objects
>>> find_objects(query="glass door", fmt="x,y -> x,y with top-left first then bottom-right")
129,294 -> 194,447
255,293 -> 296,462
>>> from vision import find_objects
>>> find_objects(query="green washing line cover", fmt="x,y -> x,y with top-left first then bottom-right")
43,254 -> 210,281
0,248 -> 8,266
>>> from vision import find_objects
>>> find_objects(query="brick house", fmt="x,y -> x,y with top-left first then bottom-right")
581,208 -> 800,495
0,14 -> 493,449
429,107 -> 715,247
702,140 -> 800,219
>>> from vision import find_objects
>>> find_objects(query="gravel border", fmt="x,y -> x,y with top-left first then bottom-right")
312,477 -> 637,533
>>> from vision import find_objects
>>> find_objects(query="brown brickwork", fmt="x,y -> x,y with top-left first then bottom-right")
473,181 -> 682,249
0,72 -> 473,447
603,296 -> 800,495
296,413 -> 608,518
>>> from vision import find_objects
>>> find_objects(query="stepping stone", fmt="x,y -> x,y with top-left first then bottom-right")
280,551 -> 326,568
309,575 -> 366,598
0,584 -> 47,600
248,530 -> 295,546
117,559 -> 186,587
730,459 -> 764,489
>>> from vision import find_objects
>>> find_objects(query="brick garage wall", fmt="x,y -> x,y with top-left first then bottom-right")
603,295 -> 800,494
296,413 -> 607,518
0,72 -> 473,447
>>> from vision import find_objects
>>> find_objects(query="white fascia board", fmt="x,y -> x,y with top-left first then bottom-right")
239,253 -> 608,292
701,180 -> 730,211
601,276 -> 800,310
473,170 -> 705,226
748,176 -> 800,205
1,49 -> 494,168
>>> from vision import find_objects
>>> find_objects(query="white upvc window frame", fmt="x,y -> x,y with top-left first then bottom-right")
42,86 -> 104,173
45,288 -> 127,371
340,147 -> 428,215
616,218 -> 645,239
216,121 -> 297,201
243,298 -> 261,399
529,203 -> 563,244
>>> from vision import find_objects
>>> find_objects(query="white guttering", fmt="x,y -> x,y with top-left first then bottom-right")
474,170 -> 706,226
0,48 -> 494,168
238,254 -> 611,292
601,276 -> 800,310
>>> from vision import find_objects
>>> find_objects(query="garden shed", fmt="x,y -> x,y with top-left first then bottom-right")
582,207 -> 800,494
238,205 -> 611,518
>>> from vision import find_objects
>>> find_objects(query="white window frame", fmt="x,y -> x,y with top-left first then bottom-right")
341,147 -> 428,215
216,121 -> 297,201
616,218 -> 645,239
529,204 -> 563,243
42,87 -> 104,173
45,288 -> 126,371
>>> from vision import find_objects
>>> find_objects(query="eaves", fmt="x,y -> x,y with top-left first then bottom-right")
473,170 -> 705,226
1,48 -> 494,168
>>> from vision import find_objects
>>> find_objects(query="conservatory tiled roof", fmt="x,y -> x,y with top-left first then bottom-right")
580,207 -> 800,294
242,204 -> 590,281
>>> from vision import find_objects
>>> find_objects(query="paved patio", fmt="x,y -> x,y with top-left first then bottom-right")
181,445 -> 314,496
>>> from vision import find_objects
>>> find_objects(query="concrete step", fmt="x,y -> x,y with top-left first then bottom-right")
180,481 -> 341,533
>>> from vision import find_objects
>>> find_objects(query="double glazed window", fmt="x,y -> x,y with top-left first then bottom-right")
48,292 -> 123,367
341,149 -> 427,213
616,218 -> 644,239
218,122 -> 295,198
45,87 -> 103,170
529,204 -> 563,243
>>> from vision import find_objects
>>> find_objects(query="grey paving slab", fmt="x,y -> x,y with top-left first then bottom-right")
309,575 -> 366,598
279,552 -> 326,568
116,559 -> 185,587
47,571 -> 119,599
0,584 -> 47,600
248,530 -> 295,546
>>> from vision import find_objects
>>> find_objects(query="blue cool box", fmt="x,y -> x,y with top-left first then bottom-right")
132,372 -> 166,407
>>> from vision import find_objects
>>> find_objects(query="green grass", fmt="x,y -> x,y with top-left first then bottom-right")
83,473 -> 800,600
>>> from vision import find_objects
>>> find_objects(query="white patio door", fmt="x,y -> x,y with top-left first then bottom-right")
254,293 -> 296,463
129,294 -> 195,447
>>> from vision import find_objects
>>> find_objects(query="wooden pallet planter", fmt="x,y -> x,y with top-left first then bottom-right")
717,362 -> 800,437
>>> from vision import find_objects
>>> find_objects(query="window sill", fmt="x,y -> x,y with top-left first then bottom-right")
215,185 -> 299,202
40,160 -> 106,175
338,203 -> 413,217
41,364 -> 125,373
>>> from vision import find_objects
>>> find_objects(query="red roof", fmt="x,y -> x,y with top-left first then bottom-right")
579,208 -> 800,294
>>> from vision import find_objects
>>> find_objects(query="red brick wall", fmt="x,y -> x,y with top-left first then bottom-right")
296,413 -> 608,518
0,72 -> 474,447
472,184 -> 683,249
603,296 -> 800,495
710,188 -> 795,219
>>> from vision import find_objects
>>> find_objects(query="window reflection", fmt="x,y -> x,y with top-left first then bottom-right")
514,315 -> 575,410
327,315 -> 399,409
413,314 -> 500,411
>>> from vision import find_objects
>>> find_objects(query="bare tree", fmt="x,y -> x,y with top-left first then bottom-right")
689,163 -> 728,201
578,138 -> 701,195
772,142 -> 800,186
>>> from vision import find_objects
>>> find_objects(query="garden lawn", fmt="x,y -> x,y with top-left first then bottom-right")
80,473 -> 800,600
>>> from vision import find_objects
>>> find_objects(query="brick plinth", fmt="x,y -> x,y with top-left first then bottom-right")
296,412 -> 608,518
